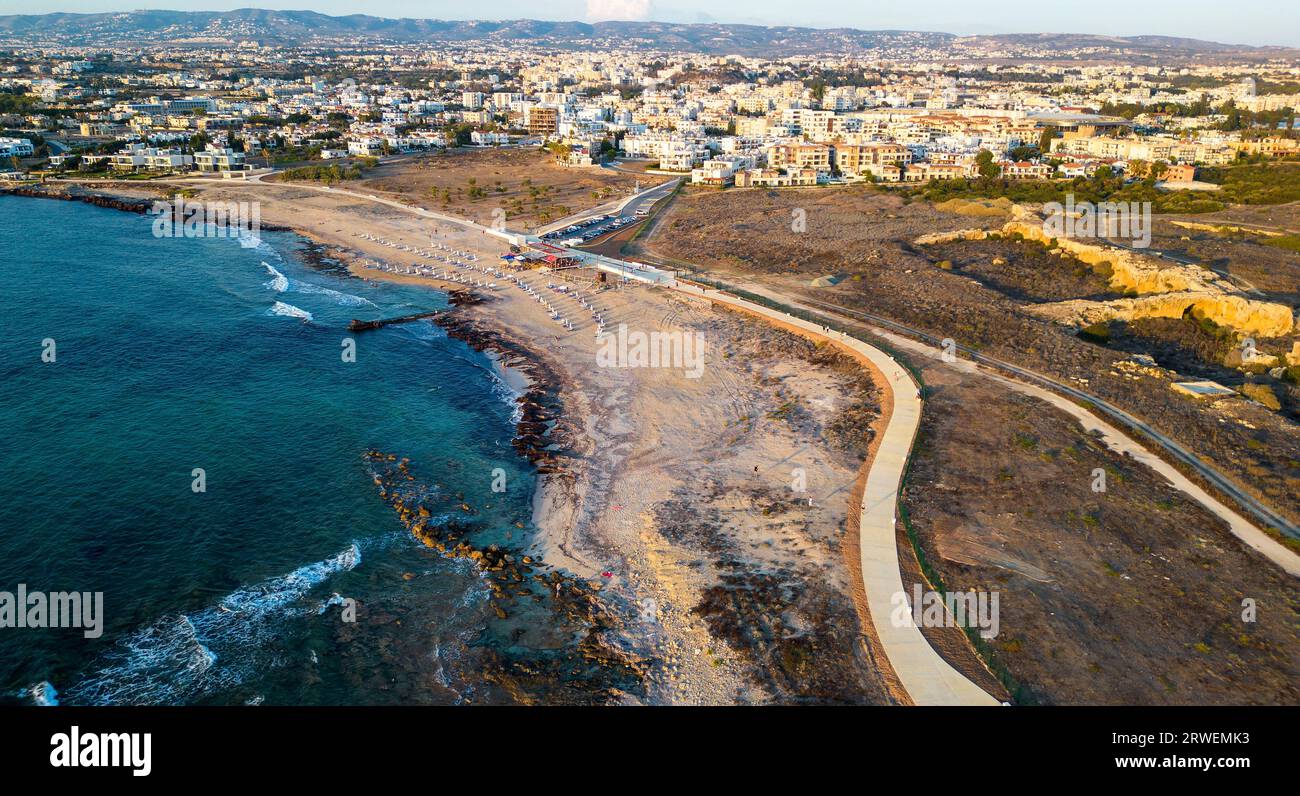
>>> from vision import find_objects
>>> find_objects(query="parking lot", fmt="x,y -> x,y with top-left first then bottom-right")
540,212 -> 647,246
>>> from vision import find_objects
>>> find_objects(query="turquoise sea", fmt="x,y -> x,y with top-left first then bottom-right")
0,194 -> 598,705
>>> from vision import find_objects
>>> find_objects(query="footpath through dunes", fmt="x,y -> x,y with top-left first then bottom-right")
672,281 -> 1003,707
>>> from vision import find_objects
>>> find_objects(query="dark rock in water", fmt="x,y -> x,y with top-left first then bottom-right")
347,310 -> 441,332
434,311 -> 569,476
446,289 -> 485,307
361,448 -> 648,703
299,240 -> 353,276
3,185 -> 154,214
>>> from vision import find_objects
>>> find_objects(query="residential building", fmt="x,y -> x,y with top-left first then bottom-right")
835,143 -> 911,177
194,145 -> 247,173
0,137 -> 34,158
767,142 -> 832,173
524,106 -> 559,138
1000,160 -> 1054,180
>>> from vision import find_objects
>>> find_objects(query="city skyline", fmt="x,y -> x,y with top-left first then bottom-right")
0,1 -> 1297,47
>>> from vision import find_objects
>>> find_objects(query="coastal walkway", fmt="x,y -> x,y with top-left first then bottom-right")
672,281 -> 1002,707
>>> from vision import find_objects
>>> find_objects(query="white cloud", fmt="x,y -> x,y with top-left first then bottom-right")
586,0 -> 653,22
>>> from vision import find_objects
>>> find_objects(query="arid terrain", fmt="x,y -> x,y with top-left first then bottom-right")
638,186 -> 1300,529
633,184 -> 1300,703
903,349 -> 1298,704
293,147 -> 669,231
1151,206 -> 1300,301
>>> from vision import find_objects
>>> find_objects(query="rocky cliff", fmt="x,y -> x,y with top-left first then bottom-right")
916,219 -> 1295,337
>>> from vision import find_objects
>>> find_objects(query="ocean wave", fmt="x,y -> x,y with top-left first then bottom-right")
476,356 -> 525,424
268,301 -> 313,322
263,262 -> 288,292
292,281 -> 375,307
492,376 -> 524,424
316,592 -> 350,615
399,319 -> 447,343
16,681 -> 59,706
238,232 -> 278,260
430,624 -> 482,705
262,262 -> 374,307
60,544 -> 361,706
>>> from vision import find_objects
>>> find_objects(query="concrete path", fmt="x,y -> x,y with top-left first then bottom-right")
738,285 -> 1300,578
673,282 -> 1001,706
871,325 -> 1300,578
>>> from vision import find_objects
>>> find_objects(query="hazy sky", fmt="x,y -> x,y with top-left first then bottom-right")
1,0 -> 1296,47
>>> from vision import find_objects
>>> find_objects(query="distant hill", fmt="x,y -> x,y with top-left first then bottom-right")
0,10 -> 1289,58
955,32 -> 1272,54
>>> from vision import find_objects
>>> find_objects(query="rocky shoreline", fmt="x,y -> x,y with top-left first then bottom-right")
357,289 -> 657,701
0,183 -> 293,231
2,183 -> 156,214
434,308 -> 572,477
363,446 -> 647,702
6,181 -> 658,703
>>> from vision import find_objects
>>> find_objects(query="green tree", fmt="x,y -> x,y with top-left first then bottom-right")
975,149 -> 1000,179
807,78 -> 827,103
1038,125 -> 1057,154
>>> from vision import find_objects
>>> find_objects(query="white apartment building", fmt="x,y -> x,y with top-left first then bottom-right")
690,155 -> 756,186
736,96 -> 772,114
621,131 -> 709,171
471,130 -> 510,145
0,137 -> 34,158
347,138 -> 383,156
110,144 -> 193,172
194,145 -> 247,173
659,144 -> 709,171
385,133 -> 443,151
1052,134 -> 1234,165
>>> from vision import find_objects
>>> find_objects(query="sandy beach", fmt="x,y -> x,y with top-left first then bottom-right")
20,179 -> 921,704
